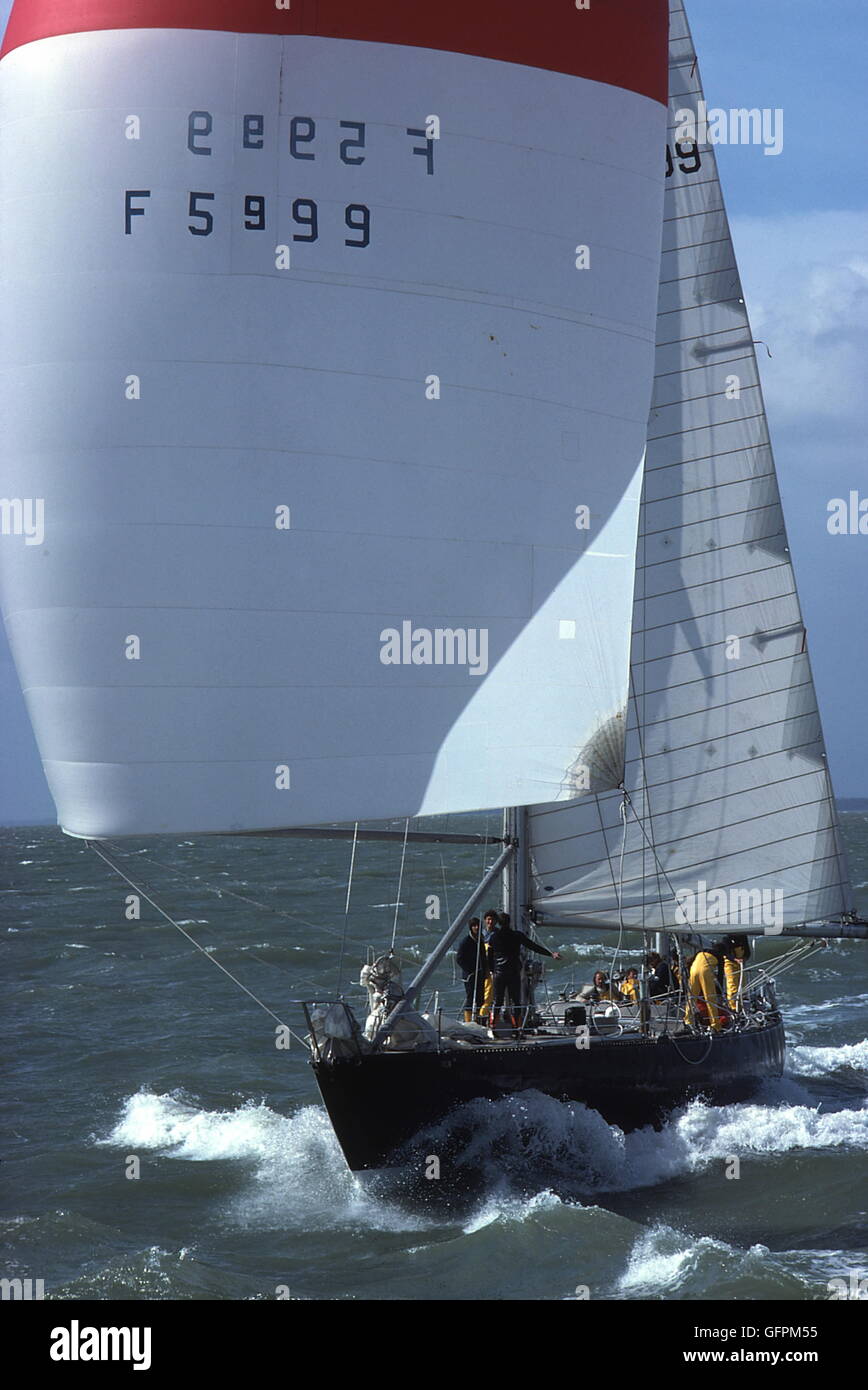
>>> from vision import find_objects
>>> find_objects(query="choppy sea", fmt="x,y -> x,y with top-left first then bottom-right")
2,813 -> 867,1302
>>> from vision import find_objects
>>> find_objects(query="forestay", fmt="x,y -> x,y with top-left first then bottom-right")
528,0 -> 853,932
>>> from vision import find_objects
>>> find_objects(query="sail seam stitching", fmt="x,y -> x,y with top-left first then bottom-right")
648,411 -> 766,441
531,765 -> 829,837
647,470 -> 776,504
659,264 -> 737,286
646,441 -> 768,472
653,353 -> 755,383
629,648 -> 805,691
542,851 -> 845,897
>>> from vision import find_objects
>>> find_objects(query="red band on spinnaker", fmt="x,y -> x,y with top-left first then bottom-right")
0,0 -> 668,103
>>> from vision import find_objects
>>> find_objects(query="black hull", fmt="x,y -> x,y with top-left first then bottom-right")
312,1019 -> 786,1170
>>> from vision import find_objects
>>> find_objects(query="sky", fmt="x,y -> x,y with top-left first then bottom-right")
1,0 -> 866,825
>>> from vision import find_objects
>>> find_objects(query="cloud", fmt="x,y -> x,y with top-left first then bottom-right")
731,211 -> 868,433
725,211 -> 868,796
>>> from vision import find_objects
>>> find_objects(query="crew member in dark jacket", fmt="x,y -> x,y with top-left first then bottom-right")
646,951 -> 671,998
456,917 -> 489,1023
487,912 -> 561,1030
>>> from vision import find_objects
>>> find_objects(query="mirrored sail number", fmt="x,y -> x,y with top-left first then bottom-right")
665,141 -> 702,177
186,109 -> 435,174
288,117 -> 367,165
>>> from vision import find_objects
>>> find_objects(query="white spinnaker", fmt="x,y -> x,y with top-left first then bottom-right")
0,28 -> 666,836
528,0 -> 853,931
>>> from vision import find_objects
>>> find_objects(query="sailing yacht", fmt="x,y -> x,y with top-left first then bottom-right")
1,0 -> 864,1173
308,2 -> 868,1170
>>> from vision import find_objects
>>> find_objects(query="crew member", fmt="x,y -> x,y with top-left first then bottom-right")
646,951 -> 671,998
480,909 -> 500,1020
722,933 -> 751,1010
456,917 -> 489,1023
685,941 -> 726,1032
620,966 -> 640,1003
670,953 -> 681,990
487,911 -> 561,1032
578,970 -> 614,1003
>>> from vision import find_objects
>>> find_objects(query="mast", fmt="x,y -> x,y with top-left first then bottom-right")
503,806 -> 529,929
516,807 -> 530,931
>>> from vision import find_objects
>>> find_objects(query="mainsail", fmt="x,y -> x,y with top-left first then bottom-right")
0,0 -> 669,837
528,0 -> 853,932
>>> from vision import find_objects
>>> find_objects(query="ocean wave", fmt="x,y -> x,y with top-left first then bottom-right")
786,993 -> 868,1020
788,1038 -> 868,1078
399,1088 -> 868,1196
99,1090 -> 284,1162
462,1187 -> 566,1235
97,1090 -> 432,1233
96,1084 -> 868,1242
614,1225 -> 858,1301
55,1244 -> 237,1301
558,942 -> 611,960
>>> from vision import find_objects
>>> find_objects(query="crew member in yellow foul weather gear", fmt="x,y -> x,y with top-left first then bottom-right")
723,933 -> 751,1010
685,943 -> 725,1031
620,966 -> 640,1003
480,910 -> 499,1021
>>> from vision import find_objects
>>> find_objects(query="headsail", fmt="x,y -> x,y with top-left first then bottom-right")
0,0 -> 668,837
528,0 -> 854,932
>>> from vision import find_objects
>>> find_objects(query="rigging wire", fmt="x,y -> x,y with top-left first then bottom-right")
607,791 -> 630,987
593,792 -> 622,923
97,843 -> 334,996
438,853 -> 451,927
480,815 -> 493,883
336,822 -> 359,995
88,840 -> 310,1048
103,840 -> 346,939
629,666 -> 669,940
749,938 -> 824,987
620,789 -> 681,906
390,818 -> 410,950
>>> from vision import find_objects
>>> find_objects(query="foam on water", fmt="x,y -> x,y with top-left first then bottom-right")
461,1187 -> 566,1235
102,1090 -> 287,1162
560,941 -> 609,960
788,1038 -> 868,1077
623,1095 -> 868,1178
616,1226 -> 810,1299
373,1086 -> 868,1199
98,1090 -> 433,1233
614,1226 -> 868,1301
99,1082 -> 868,1238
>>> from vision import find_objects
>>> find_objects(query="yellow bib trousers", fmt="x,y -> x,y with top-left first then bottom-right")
686,951 -> 722,1031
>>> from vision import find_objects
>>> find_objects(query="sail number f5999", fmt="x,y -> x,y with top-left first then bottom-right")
124,190 -> 371,244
